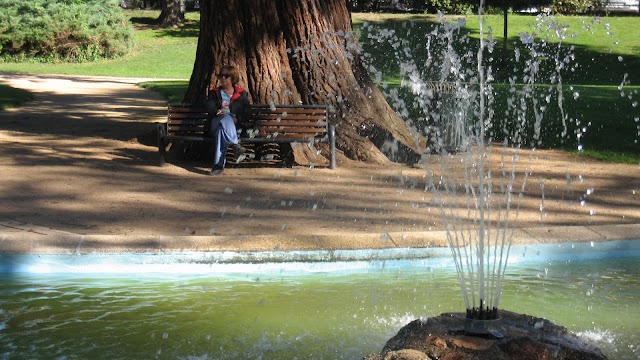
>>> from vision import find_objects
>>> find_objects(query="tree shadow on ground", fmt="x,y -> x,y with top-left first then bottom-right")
0,74 -> 166,143
129,16 -> 200,38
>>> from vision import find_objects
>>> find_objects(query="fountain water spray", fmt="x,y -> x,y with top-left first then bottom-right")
356,7 -> 616,335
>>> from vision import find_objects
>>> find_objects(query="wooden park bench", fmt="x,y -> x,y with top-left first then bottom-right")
157,104 -> 336,169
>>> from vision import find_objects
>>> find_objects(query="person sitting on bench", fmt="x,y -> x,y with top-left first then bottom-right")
206,65 -> 252,175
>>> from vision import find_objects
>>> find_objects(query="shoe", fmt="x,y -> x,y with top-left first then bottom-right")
209,166 -> 224,175
232,144 -> 247,163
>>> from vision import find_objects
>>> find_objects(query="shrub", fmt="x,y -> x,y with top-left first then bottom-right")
0,0 -> 134,62
424,0 -> 476,15
552,0 -> 600,13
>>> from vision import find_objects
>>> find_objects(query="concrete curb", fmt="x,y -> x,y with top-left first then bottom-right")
1,221 -> 638,254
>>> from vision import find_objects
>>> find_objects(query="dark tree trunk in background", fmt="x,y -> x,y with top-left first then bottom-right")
503,5 -> 508,63
183,0 -> 421,164
158,0 -> 185,27
486,0 -> 552,61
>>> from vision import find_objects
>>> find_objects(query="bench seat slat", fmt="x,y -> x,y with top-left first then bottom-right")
167,124 -> 208,129
252,115 -> 326,121
167,130 -> 208,136
169,114 -> 208,119
261,133 -> 325,139
240,136 -> 325,143
251,108 -> 326,116
259,128 -> 326,134
163,135 -> 214,142
257,121 -> 326,127
167,129 -> 208,133
252,108 -> 326,113
167,120 -> 208,125
169,105 -> 208,111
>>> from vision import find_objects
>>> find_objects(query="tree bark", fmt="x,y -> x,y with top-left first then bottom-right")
184,0 -> 422,164
158,0 -> 185,27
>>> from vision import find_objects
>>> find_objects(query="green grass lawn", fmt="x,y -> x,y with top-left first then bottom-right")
352,13 -> 639,162
353,13 -> 639,85
0,10 -> 638,162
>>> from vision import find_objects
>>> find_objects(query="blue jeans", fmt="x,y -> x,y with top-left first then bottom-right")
209,114 -> 239,168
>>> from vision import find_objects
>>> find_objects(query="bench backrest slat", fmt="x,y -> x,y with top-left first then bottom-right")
250,105 -> 328,140
167,105 -> 209,137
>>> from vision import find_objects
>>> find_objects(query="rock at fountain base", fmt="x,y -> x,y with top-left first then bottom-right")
364,310 -> 607,360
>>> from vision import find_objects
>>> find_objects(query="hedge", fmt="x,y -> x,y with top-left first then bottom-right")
0,0 -> 134,62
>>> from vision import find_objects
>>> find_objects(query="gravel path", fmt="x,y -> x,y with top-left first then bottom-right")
0,73 -> 638,253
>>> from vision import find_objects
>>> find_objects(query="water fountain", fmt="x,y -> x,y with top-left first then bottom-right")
357,4 -> 636,359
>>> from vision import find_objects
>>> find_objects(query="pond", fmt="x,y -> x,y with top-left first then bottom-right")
0,240 -> 638,359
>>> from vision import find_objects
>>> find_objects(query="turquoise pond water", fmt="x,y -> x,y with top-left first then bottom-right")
0,240 -> 638,359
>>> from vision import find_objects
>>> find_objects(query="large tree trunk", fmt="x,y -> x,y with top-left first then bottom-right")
184,0 -> 422,164
158,0 -> 185,27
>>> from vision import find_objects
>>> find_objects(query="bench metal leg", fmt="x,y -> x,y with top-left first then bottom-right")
157,123 -> 166,167
329,124 -> 336,169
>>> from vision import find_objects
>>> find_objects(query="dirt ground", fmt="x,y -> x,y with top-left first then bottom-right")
0,73 -> 638,252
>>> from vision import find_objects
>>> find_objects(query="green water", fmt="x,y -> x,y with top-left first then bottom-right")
0,257 -> 638,359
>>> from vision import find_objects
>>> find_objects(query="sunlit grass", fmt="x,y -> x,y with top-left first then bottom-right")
352,13 -> 639,56
571,149 -> 640,164
139,80 -> 189,104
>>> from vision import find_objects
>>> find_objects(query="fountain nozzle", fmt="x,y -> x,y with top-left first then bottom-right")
448,302 -> 504,339
466,305 -> 499,320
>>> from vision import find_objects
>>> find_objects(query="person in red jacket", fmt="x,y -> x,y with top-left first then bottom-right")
206,65 -> 252,175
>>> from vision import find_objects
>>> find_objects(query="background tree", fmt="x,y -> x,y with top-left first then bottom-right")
484,0 -> 552,61
183,0 -> 421,164
158,0 -> 185,27
487,0 -> 516,62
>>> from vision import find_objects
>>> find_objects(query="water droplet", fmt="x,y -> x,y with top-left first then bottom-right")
573,92 -> 580,100
534,320 -> 544,329
618,56 -> 623,62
